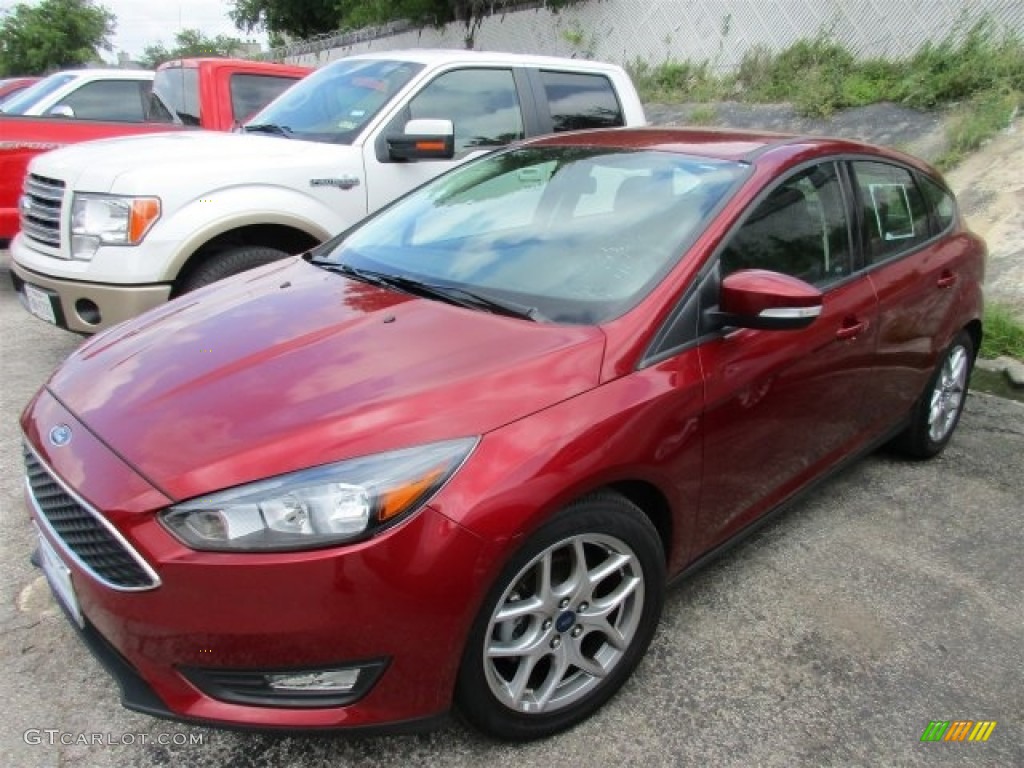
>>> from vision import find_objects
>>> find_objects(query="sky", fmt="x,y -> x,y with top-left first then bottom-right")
101,0 -> 267,59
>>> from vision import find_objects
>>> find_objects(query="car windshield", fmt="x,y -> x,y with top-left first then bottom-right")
0,73 -> 75,114
243,58 -> 423,144
318,146 -> 747,324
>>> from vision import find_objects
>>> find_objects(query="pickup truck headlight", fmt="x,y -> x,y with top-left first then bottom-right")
160,438 -> 476,552
70,193 -> 161,260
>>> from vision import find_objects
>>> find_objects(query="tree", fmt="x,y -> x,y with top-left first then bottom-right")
0,0 -> 115,75
228,1 -> 584,49
229,0 -> 341,41
139,29 -> 245,69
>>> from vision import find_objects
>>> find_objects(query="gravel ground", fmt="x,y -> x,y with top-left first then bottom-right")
1,103 -> 1023,767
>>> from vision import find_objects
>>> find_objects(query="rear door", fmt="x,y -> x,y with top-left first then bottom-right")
696,160 -> 880,551
848,160 -> 962,432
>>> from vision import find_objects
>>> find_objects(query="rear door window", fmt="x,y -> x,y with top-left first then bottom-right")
850,161 -> 931,264
539,70 -> 624,132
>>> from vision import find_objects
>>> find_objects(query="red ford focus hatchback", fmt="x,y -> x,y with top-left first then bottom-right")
21,128 -> 984,740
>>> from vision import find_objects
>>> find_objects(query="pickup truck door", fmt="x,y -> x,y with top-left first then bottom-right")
361,67 -> 530,214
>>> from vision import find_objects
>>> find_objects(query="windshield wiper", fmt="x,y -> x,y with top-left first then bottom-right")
244,123 -> 293,138
316,263 -> 545,322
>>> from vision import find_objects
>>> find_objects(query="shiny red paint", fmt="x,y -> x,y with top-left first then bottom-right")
20,128 -> 985,731
719,269 -> 823,317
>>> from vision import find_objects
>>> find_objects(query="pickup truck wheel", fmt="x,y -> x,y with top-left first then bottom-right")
179,246 -> 290,293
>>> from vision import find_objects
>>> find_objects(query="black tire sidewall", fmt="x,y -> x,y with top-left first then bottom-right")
455,492 -> 666,741
180,246 -> 290,293
905,330 -> 974,458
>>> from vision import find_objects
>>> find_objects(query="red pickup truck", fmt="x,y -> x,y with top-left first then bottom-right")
0,58 -> 310,244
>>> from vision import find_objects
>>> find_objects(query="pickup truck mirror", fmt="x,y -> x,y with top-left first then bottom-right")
48,104 -> 75,118
387,119 -> 455,162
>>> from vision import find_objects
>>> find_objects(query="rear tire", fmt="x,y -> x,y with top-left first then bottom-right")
455,492 -> 665,740
897,330 -> 974,458
178,245 -> 290,293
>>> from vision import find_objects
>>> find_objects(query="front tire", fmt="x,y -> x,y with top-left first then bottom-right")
455,492 -> 665,740
178,245 -> 290,293
898,329 -> 974,458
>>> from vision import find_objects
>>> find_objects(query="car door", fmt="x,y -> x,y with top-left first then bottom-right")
362,67 -> 528,214
847,160 -> 963,432
695,161 -> 880,552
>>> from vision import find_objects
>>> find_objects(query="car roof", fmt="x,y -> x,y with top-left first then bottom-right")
527,127 -> 938,175
345,48 -> 626,73
43,68 -> 155,79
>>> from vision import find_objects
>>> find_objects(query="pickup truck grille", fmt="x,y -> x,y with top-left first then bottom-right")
20,174 -> 65,249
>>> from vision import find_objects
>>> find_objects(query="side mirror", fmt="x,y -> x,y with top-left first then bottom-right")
708,269 -> 822,331
48,104 -> 75,118
387,118 -> 455,162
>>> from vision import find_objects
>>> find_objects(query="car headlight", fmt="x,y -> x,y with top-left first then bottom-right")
160,438 -> 477,552
70,193 -> 161,260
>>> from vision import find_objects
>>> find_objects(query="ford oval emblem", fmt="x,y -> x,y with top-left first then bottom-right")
49,424 -> 72,447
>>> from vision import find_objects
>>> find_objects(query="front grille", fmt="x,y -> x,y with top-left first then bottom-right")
21,174 -> 65,249
24,444 -> 159,590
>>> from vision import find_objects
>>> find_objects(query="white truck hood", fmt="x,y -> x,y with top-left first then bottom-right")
31,131 -> 361,194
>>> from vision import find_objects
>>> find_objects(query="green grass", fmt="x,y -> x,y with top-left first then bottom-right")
627,15 -> 1023,164
980,303 -> 1024,360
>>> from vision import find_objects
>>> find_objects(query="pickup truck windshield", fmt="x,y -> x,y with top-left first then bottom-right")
0,73 -> 75,114
244,59 -> 423,144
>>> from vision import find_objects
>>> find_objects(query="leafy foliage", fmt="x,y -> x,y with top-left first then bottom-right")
139,29 -> 245,69
229,0 -> 583,48
628,16 -> 1023,165
981,303 -> 1024,360
0,0 -> 115,75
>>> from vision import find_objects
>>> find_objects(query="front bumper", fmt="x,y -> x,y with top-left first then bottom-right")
22,390 -> 490,730
10,260 -> 170,334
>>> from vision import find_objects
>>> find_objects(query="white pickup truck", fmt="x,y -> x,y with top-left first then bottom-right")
11,50 -> 645,333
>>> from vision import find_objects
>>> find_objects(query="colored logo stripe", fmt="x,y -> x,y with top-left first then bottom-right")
969,721 -> 997,742
944,721 -> 973,741
920,720 -> 996,742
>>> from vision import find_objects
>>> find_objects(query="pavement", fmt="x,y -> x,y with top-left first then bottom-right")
1,246 -> 1022,767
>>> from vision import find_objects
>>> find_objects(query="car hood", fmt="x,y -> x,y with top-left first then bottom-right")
31,131 -> 357,194
47,258 -> 605,501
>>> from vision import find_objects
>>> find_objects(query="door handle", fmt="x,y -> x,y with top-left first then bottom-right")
937,270 -> 957,289
836,318 -> 867,341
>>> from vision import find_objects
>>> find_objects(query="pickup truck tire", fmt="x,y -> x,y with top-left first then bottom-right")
179,246 -> 290,293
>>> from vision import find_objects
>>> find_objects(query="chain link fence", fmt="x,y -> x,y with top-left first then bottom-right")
270,0 -> 1024,70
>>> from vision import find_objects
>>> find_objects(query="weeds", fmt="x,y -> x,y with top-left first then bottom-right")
629,15 -> 1023,162
980,303 -> 1024,360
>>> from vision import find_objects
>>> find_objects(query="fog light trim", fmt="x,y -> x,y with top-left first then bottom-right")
179,658 -> 388,709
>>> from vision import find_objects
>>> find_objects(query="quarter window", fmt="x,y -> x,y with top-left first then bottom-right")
851,161 -> 930,264
721,162 -> 852,287
918,174 -> 956,233
539,70 -> 624,132
407,68 -> 524,154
